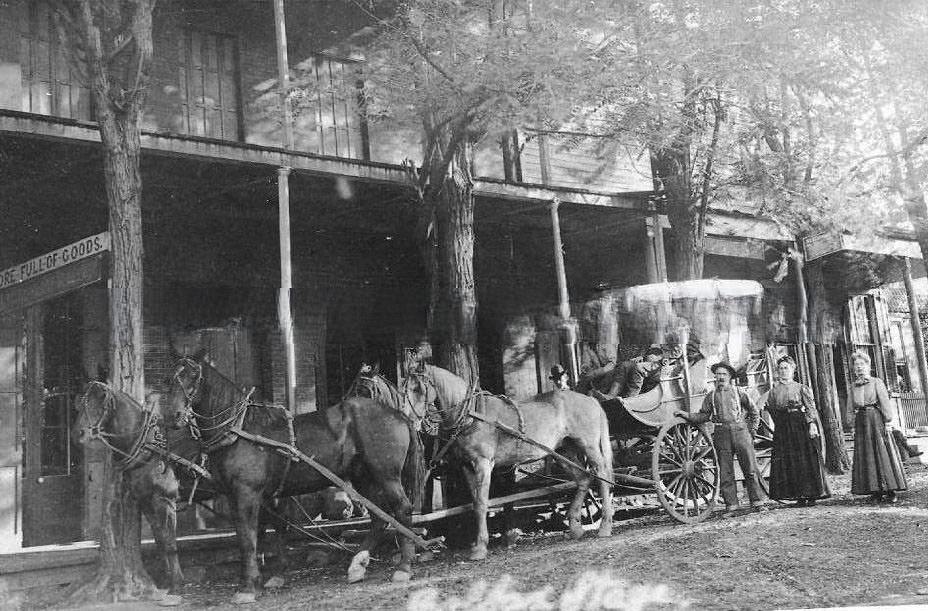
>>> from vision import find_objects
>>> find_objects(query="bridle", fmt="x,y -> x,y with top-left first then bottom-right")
171,357 -> 255,449
77,380 -> 164,471
171,356 -> 204,429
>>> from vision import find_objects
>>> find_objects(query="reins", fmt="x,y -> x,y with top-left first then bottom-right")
79,381 -> 165,471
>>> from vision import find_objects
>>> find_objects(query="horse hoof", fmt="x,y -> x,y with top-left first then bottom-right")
157,594 -> 183,607
231,592 -> 257,605
418,551 -> 434,563
391,570 -> 411,583
597,524 -> 613,538
505,528 -> 523,548
468,547 -> 488,561
568,526 -> 584,540
347,550 -> 370,584
264,576 -> 285,589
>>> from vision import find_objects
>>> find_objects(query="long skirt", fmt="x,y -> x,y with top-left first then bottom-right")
851,406 -> 907,495
768,410 -> 831,501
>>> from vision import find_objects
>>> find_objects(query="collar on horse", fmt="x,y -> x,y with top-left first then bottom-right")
79,381 -> 165,471
173,358 -> 296,498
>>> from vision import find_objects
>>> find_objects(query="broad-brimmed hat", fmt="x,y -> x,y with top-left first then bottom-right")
645,345 -> 664,357
710,362 -> 738,377
549,364 -> 568,381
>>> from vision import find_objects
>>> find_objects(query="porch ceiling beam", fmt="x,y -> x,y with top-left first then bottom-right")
0,111 -> 651,211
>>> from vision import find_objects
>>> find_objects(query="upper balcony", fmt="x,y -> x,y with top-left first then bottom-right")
0,0 -> 652,203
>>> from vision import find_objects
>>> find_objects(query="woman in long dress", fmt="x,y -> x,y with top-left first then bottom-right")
765,356 -> 831,506
850,351 -> 907,503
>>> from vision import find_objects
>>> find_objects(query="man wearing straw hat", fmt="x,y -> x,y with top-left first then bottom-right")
677,361 -> 766,518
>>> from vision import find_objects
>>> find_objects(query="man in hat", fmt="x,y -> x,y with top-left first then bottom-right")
587,346 -> 664,401
677,361 -> 766,517
549,365 -> 571,390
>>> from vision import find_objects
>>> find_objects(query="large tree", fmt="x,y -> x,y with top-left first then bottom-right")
342,0 -> 601,382
54,0 -> 162,602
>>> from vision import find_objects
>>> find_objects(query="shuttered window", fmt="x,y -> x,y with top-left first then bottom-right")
178,29 -> 241,141
19,1 -> 92,120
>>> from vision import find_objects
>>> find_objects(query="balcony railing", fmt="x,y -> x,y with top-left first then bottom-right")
898,391 -> 928,429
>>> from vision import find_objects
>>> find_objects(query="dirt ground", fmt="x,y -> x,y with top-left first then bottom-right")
60,463 -> 928,610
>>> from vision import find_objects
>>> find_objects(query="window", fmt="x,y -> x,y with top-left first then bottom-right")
178,30 -> 241,140
848,295 -> 878,376
889,320 -> 912,393
19,2 -> 92,120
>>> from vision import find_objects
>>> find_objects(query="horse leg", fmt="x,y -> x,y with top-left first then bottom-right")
567,473 -> 591,540
465,458 -> 493,561
572,433 -> 614,539
380,480 -> 415,583
230,487 -> 262,602
258,500 -> 290,587
140,500 -> 182,591
348,488 -> 386,584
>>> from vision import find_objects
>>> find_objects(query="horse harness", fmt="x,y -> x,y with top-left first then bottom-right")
173,359 -> 444,552
79,381 -> 211,483
174,358 -> 300,499
79,381 -> 165,471
413,372 -> 527,475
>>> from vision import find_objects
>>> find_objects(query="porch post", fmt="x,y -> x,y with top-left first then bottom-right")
902,257 -> 928,401
274,0 -> 297,411
549,198 -> 579,384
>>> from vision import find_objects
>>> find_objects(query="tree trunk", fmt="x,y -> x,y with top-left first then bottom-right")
808,343 -> 852,473
65,1 -> 157,601
430,141 -> 479,385
652,148 -> 704,281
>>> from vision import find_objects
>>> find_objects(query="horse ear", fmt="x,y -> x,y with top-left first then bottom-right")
372,362 -> 380,375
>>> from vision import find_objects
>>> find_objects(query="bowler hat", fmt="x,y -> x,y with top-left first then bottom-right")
710,362 -> 738,377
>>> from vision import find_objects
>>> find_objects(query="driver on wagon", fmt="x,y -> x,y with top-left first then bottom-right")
584,346 -> 664,402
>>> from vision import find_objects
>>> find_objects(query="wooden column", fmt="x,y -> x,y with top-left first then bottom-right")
549,198 -> 578,384
902,257 -> 928,399
643,216 -> 659,284
274,0 -> 297,411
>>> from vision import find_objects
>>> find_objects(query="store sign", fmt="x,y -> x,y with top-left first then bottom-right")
802,232 -> 844,261
0,232 -> 110,290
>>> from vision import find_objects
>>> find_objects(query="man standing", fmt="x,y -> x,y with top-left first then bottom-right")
677,362 -> 766,517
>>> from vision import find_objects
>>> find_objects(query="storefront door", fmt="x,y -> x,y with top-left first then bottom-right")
21,293 -> 84,546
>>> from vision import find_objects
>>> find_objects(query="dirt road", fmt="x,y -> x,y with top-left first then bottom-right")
73,464 -> 928,610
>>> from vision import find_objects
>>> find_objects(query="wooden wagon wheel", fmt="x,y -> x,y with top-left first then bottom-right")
753,409 -> 775,495
652,420 -> 719,523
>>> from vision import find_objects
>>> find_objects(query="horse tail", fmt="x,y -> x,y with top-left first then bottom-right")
598,403 -> 614,475
402,421 -> 425,512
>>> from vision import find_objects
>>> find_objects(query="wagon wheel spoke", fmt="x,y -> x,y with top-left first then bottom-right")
658,468 -> 684,476
658,449 -> 683,468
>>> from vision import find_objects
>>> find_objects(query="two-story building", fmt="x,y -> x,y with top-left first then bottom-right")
1,0 -> 927,593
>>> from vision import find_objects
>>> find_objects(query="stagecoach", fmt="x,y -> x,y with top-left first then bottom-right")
408,348 -> 775,533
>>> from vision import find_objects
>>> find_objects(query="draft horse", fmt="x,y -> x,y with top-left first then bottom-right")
166,354 -> 423,598
403,363 -> 614,560
74,381 -> 184,590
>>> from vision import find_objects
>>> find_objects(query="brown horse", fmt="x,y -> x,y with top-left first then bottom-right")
403,363 -> 614,560
74,382 -> 184,590
165,355 -> 423,600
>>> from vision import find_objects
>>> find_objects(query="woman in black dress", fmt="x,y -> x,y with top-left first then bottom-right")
849,351 -> 907,503
764,356 -> 830,506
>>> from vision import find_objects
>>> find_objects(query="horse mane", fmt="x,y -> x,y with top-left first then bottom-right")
425,364 -> 470,408
361,374 -> 403,409
199,361 -> 289,427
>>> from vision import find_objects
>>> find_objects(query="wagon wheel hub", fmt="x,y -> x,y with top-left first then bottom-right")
682,460 -> 696,478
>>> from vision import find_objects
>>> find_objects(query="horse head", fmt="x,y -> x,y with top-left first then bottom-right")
166,352 -> 206,430
73,380 -> 115,446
